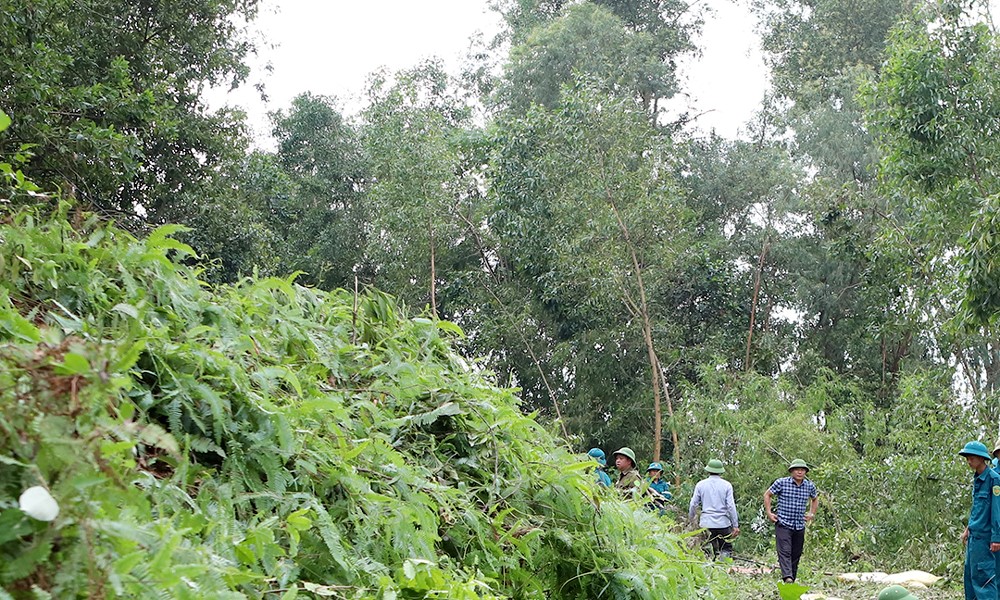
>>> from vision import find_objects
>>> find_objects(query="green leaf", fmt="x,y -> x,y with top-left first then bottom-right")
112,303 -> 140,319
57,352 -> 91,375
0,109 -> 10,133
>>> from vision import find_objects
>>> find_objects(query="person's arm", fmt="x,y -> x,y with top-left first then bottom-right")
991,477 -> 1000,552
688,483 -> 701,524
764,489 -> 777,522
805,496 -> 818,523
727,485 -> 740,535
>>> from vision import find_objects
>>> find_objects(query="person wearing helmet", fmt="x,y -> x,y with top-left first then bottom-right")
958,440 -> 1000,600
688,459 -> 739,559
645,462 -> 672,500
992,439 -> 1000,472
764,458 -> 819,583
612,447 -> 641,493
877,585 -> 918,600
588,448 -> 613,488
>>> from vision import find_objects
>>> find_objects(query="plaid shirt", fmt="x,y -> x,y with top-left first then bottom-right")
768,476 -> 817,530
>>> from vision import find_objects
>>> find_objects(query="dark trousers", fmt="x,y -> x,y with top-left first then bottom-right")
775,524 -> 805,581
707,527 -> 734,558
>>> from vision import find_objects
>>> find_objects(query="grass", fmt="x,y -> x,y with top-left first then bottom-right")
696,556 -> 965,599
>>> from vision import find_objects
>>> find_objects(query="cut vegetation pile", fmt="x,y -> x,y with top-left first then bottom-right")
0,200 -> 705,599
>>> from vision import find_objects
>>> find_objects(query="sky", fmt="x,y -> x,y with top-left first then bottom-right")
206,0 -> 771,145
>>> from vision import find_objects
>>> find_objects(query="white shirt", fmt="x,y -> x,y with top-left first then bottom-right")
688,475 -> 738,528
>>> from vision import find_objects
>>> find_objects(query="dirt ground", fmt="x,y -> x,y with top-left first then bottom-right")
714,560 -> 963,599
722,576 -> 961,600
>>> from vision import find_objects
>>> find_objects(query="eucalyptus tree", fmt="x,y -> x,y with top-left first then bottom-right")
269,93 -> 369,290
361,62 -> 480,317
863,0 -> 1000,412
490,82 -> 690,461
749,0 -> 917,401
493,0 -> 699,116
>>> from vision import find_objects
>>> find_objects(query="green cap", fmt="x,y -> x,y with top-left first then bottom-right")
787,458 -> 809,472
612,447 -> 636,467
704,459 -> 725,474
959,441 -> 992,461
877,585 -> 918,600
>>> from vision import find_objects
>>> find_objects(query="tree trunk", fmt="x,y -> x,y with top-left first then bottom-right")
428,214 -> 437,318
745,237 -> 770,371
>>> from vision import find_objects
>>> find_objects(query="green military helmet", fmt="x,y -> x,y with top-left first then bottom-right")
612,447 -> 636,468
647,462 -> 663,472
959,441 -> 992,461
704,459 -> 725,474
993,439 -> 1000,458
787,458 -> 810,472
877,585 -> 918,600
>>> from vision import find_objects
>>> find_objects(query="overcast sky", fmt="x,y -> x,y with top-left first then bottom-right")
206,0 -> 771,144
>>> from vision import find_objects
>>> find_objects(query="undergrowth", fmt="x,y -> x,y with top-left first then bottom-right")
0,198 -> 708,598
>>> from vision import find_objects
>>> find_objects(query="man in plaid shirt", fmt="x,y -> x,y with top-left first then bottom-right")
764,458 -> 819,583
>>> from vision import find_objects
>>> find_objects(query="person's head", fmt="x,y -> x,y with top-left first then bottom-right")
787,459 -> 809,482
704,459 -> 725,475
587,448 -> 607,468
646,462 -> 663,480
877,584 -> 917,600
960,441 -> 992,474
612,447 -> 636,472
993,439 -> 1000,460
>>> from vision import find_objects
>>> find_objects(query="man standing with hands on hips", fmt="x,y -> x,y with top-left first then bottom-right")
958,441 -> 1000,600
764,458 -> 818,583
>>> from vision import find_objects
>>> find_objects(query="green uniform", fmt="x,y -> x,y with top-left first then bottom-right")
616,469 -> 640,492
965,466 -> 1000,600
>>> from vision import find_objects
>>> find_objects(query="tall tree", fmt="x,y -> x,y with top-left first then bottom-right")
862,0 -> 1000,407
0,0 -> 259,224
490,82 -> 690,461
361,62 -> 479,316
269,93 -> 369,290
493,1 -> 699,116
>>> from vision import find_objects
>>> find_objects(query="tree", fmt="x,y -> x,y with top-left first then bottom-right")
489,81 -> 690,461
269,93 -> 369,290
862,0 -> 1000,407
494,1 -> 699,116
0,0 -> 259,225
361,62 -> 479,316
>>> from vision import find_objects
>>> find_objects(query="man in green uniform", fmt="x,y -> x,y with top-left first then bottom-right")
612,447 -> 641,494
959,441 -> 1000,600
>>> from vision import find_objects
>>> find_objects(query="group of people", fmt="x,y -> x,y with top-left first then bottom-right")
587,438 -> 1000,600
586,446 -> 818,584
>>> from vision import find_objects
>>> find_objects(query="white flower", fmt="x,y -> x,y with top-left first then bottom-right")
19,486 -> 60,521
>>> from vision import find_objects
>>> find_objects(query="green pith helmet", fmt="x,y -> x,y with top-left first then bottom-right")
704,459 -> 725,474
612,447 -> 636,467
993,439 -> 1000,458
647,462 -> 663,472
787,458 -> 810,472
877,584 -> 918,600
959,441 -> 992,461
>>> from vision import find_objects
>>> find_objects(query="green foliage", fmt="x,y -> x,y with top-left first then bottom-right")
0,198 -> 707,598
493,0 -> 699,114
862,1 -> 1000,327
678,366 -> 974,574
268,93 -> 369,289
0,0 -> 258,218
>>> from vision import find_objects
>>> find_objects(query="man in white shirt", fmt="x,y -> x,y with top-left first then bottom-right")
688,458 -> 740,559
